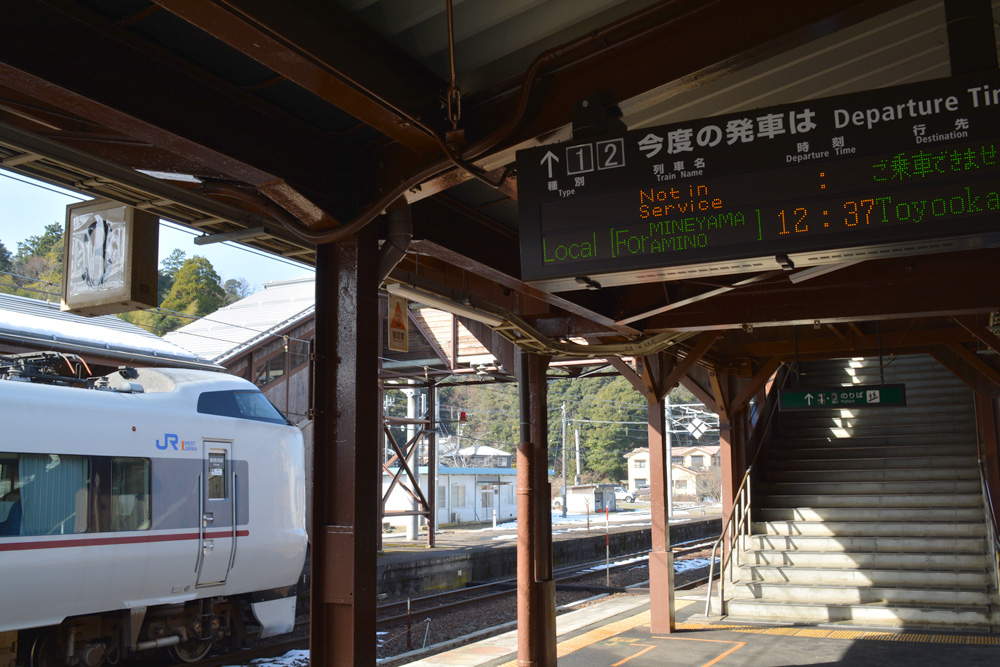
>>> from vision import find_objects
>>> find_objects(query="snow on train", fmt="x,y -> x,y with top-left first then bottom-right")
0,352 -> 308,666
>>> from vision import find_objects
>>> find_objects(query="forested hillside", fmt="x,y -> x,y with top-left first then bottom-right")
0,226 -> 251,335
388,376 -> 715,485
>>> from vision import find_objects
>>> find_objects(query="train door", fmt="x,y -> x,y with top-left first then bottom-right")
196,441 -> 236,587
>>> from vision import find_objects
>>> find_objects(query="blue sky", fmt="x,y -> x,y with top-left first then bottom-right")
0,170 -> 314,292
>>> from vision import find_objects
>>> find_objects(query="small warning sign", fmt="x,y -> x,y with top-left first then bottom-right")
388,294 -> 408,352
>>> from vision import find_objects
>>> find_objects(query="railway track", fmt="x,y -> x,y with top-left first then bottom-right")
163,538 -> 717,666
375,538 -> 714,627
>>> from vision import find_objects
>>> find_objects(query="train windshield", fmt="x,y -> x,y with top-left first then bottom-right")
197,390 -> 290,425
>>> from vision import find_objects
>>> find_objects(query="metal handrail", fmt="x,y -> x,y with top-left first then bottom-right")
977,459 -> 1000,594
704,365 -> 791,617
705,464 -> 753,615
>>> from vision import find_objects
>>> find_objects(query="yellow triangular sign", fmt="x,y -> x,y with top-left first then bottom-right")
390,301 -> 406,330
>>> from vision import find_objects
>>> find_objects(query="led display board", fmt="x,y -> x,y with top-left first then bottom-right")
517,72 -> 1000,292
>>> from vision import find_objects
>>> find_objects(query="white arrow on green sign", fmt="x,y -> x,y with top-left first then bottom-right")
779,384 -> 906,411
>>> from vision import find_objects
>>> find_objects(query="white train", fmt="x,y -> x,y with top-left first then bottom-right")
0,353 -> 308,666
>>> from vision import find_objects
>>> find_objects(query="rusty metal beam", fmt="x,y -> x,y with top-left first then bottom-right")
374,0 -> 912,201
953,314 -> 1000,355
655,333 -> 724,402
644,356 -> 675,635
643,250 -> 1000,331
929,345 -> 1000,397
517,352 -> 556,665
714,324 -> 978,360
730,357 -> 783,415
0,0 -> 357,218
152,0 -> 444,153
311,228 -> 379,666
401,240 -> 641,337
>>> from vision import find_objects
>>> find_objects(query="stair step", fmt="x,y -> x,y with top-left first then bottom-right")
780,424 -> 974,439
766,467 -> 978,483
752,520 -> 985,538
725,599 -> 991,629
761,479 -> 981,495
743,549 -> 989,570
739,566 -> 989,588
733,582 -> 990,606
782,412 -> 976,430
746,534 -> 987,553
768,455 -> 979,471
769,443 -> 976,459
758,506 -> 986,522
763,493 -> 983,508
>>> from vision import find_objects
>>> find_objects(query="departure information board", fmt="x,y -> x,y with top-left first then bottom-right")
517,72 -> 1000,292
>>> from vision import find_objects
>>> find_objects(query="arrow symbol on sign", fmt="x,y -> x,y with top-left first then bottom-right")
540,151 -> 559,178
804,393 -> 814,405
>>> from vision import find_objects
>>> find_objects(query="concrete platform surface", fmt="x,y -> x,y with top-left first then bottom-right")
397,583 -> 1000,667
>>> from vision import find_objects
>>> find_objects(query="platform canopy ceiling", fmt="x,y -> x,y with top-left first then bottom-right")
1,0 -> 998,381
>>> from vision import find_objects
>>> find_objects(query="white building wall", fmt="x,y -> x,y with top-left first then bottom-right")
383,468 -> 517,530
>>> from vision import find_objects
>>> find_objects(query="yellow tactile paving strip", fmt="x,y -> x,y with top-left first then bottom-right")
495,611 -> 655,666
494,616 -> 999,666
676,622 -> 1000,645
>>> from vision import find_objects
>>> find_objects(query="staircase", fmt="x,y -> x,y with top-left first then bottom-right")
726,354 -> 998,631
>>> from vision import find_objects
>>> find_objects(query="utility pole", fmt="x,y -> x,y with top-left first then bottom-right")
561,402 -> 567,517
574,428 -> 581,485
666,394 -> 673,519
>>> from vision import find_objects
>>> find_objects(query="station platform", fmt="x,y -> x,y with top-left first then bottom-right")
376,513 -> 720,597
396,582 -> 1000,667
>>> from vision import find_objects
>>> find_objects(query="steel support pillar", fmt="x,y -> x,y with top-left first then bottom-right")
516,351 -> 556,666
647,392 -> 675,634
310,227 -> 379,666
427,385 -> 437,548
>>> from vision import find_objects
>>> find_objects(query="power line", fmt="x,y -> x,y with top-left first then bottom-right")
0,171 -> 86,201
1,169 -> 314,274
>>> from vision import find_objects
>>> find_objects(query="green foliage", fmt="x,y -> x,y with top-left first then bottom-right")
158,249 -> 186,302
438,382 -> 519,452
437,372 -> 713,485
0,222 -> 64,300
154,255 -> 225,335
15,222 -> 62,262
0,241 -> 11,273
223,277 -> 253,305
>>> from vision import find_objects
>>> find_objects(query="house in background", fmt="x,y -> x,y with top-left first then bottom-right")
441,444 -> 513,468
625,445 -> 722,501
382,463 -> 517,530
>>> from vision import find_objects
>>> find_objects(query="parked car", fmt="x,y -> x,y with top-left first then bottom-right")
614,486 -> 636,503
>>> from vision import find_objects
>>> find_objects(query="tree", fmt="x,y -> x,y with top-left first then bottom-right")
158,249 -> 186,302
578,377 -> 647,482
0,241 -> 12,273
223,277 -> 254,305
154,255 -> 226,335
15,222 -> 62,262
4,222 -> 64,296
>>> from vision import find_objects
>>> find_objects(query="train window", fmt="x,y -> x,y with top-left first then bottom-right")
197,390 -> 289,424
208,451 -> 227,500
0,453 -> 88,536
112,458 -> 150,531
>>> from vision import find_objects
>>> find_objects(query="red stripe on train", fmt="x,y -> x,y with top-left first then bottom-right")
0,530 -> 250,551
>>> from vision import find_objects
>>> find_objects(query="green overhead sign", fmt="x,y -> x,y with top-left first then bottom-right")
779,384 -> 906,411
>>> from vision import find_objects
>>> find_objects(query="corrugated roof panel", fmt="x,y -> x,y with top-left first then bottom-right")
0,292 -> 211,365
164,276 -> 316,362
